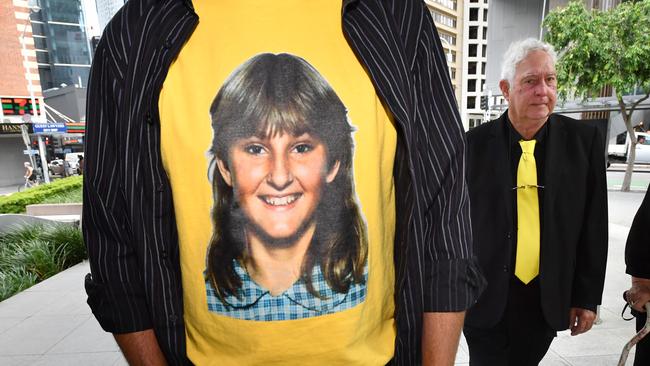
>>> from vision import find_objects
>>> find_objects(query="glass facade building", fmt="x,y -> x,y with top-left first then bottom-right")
30,0 -> 92,90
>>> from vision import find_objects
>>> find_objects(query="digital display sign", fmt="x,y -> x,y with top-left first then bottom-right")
1,97 -> 41,116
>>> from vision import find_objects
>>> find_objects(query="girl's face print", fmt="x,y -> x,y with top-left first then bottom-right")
217,130 -> 340,245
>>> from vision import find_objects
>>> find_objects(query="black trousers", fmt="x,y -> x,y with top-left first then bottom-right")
633,310 -> 649,366
464,278 -> 556,366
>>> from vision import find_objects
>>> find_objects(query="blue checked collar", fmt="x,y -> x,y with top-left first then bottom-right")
221,261 -> 349,312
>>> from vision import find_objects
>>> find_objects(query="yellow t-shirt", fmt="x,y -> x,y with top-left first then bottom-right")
159,1 -> 397,364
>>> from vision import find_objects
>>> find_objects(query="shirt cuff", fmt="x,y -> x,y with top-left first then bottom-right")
422,257 -> 487,312
85,273 -> 153,333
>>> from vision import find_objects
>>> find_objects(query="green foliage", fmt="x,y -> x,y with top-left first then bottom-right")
0,269 -> 37,302
40,186 -> 83,204
0,223 -> 86,301
0,176 -> 83,214
543,0 -> 650,101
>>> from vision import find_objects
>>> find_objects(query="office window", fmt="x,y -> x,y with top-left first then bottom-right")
468,79 -> 477,92
469,44 -> 478,57
470,8 -> 479,21
482,62 -> 487,75
440,33 -> 457,46
482,44 -> 487,57
483,9 -> 488,21
431,11 -> 457,28
468,62 -> 477,74
467,96 -> 476,109
483,27 -> 488,40
469,26 -> 478,39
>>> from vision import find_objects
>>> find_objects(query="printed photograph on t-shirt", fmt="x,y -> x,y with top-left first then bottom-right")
204,53 -> 368,321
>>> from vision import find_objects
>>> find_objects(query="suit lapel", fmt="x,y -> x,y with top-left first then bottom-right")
490,114 -> 514,226
542,114 -> 566,246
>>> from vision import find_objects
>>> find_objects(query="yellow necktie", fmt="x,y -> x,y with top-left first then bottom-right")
515,139 -> 540,284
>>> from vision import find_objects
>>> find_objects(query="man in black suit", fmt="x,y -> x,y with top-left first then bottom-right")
464,38 -> 608,365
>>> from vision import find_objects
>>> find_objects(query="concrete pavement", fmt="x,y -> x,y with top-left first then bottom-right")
0,191 -> 646,365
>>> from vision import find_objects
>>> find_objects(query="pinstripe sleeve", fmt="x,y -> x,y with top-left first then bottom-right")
409,1 -> 485,312
83,34 -> 152,334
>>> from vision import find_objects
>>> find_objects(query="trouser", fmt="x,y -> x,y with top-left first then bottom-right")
464,278 -> 556,366
633,309 -> 649,366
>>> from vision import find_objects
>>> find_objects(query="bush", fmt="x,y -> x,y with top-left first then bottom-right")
40,186 -> 83,204
0,176 -> 82,213
0,223 -> 86,301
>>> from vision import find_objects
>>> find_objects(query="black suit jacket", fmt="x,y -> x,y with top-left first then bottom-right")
465,112 -> 608,331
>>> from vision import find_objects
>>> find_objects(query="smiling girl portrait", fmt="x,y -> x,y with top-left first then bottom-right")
205,53 -> 368,321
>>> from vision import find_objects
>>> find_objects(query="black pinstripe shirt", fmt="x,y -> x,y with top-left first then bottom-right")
82,0 -> 485,364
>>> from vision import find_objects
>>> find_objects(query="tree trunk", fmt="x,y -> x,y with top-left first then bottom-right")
621,112 -> 636,192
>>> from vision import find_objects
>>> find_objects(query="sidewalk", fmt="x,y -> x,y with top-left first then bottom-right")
0,192 -> 645,365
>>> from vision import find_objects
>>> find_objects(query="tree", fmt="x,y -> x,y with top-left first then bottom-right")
543,0 -> 650,191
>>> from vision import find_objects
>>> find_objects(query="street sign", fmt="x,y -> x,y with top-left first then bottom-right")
32,122 -> 67,134
23,149 -> 38,155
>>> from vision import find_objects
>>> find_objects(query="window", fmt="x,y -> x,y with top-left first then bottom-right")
482,44 -> 487,57
483,9 -> 488,22
468,79 -> 477,92
35,50 -> 50,64
483,27 -> 488,40
482,62 -> 487,75
469,26 -> 478,39
469,44 -> 478,57
481,80 -> 486,92
431,11 -> 457,28
470,8 -> 479,21
467,96 -> 476,109
469,119 -> 476,129
432,0 -> 457,10
451,68 -> 457,80
439,33 -> 456,46
468,62 -> 477,74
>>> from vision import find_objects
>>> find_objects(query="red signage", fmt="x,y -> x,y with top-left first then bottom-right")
1,97 -> 41,116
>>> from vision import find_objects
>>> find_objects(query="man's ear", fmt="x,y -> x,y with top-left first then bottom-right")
216,159 -> 232,186
499,79 -> 511,101
325,161 -> 340,183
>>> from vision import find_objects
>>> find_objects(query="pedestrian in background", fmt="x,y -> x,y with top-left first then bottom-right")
624,186 -> 650,366
77,155 -> 83,175
464,38 -> 608,365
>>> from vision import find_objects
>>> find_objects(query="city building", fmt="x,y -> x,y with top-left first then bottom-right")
461,0 -> 489,129
0,0 -> 44,186
29,0 -> 93,90
425,0 -> 464,105
94,0 -> 124,31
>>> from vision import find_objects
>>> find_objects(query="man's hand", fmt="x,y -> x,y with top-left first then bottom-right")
422,311 -> 465,366
568,307 -> 596,336
114,329 -> 167,366
626,277 -> 650,313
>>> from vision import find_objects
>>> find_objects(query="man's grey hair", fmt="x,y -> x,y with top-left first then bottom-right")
500,38 -> 557,88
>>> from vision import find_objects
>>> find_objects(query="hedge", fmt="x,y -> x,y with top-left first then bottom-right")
0,223 -> 86,301
0,176 -> 83,214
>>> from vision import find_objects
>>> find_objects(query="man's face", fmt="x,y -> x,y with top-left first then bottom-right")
217,131 -> 340,245
501,50 -> 557,125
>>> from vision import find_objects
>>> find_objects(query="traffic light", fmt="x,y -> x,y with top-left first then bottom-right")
480,96 -> 488,111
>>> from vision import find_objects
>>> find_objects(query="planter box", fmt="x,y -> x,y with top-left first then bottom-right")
26,203 -> 82,216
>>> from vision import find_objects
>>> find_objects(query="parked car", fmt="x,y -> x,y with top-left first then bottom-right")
609,131 -> 650,164
64,152 -> 84,175
48,159 -> 66,177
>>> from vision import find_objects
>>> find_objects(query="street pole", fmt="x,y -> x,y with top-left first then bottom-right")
20,5 -> 50,184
